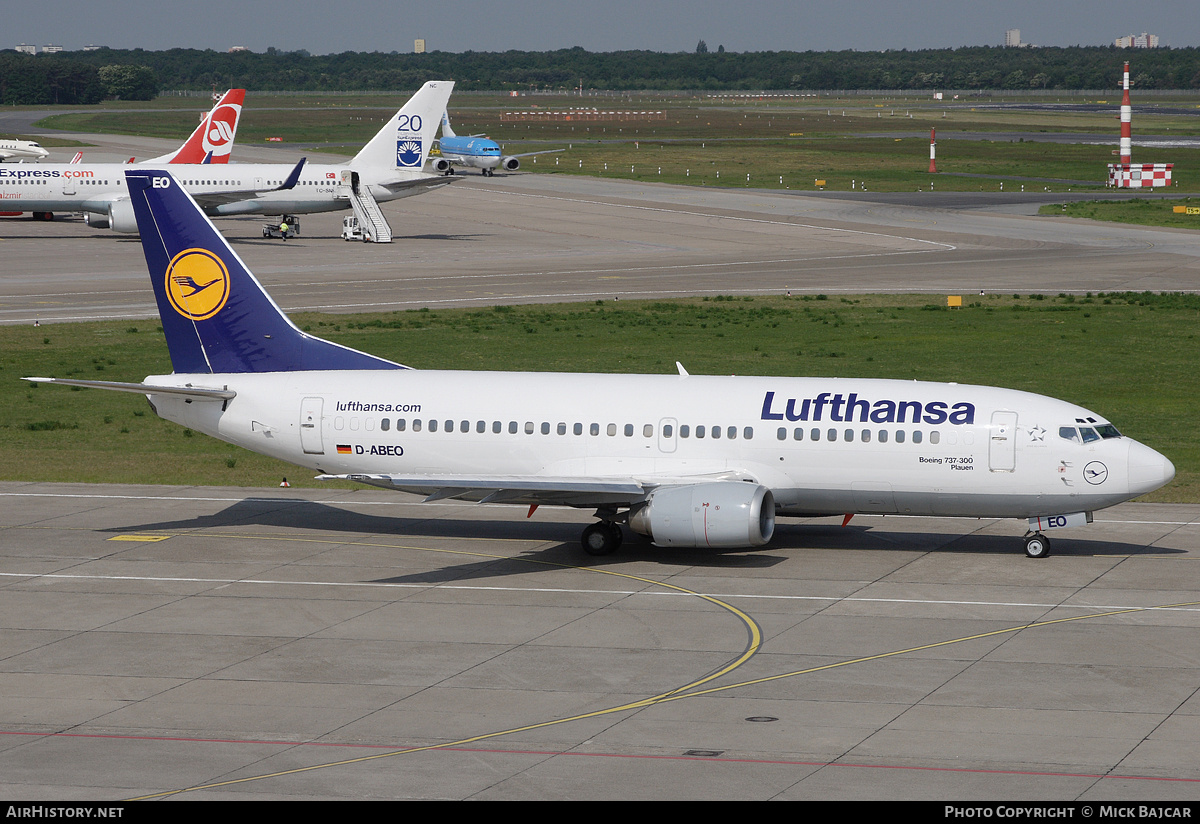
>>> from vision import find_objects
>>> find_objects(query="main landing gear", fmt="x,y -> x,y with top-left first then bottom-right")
581,520 -> 624,556
1023,532 -> 1051,559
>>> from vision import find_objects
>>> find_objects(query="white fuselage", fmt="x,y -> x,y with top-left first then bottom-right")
0,161 -> 433,218
0,140 -> 50,162
143,370 -> 1173,520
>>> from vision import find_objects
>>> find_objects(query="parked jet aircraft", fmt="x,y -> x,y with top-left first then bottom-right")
0,139 -> 50,162
0,82 -> 453,240
429,112 -> 562,176
0,89 -> 244,220
27,168 -> 1176,558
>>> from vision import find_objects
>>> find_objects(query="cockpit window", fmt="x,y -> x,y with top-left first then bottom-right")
1061,424 -> 1123,443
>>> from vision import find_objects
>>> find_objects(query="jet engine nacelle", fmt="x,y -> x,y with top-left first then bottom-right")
502,156 -> 520,171
429,157 -> 452,173
84,199 -> 138,233
628,482 -> 775,548
83,211 -> 109,229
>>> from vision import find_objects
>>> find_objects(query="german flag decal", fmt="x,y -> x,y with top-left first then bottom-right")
337,444 -> 352,454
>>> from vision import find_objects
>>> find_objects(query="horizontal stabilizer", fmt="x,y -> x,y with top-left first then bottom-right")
23,377 -> 235,401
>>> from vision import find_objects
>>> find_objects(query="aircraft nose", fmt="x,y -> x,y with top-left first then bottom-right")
1128,440 -> 1175,495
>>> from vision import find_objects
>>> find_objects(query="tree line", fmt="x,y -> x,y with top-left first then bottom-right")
3,45 -> 1200,104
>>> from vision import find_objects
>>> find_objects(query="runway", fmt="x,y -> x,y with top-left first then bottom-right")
2,482 -> 1200,800
2,130 -> 1200,799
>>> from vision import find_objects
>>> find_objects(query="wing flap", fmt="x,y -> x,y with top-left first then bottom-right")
317,473 -> 647,507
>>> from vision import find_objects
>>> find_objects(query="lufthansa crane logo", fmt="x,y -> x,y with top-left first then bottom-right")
1084,461 -> 1109,485
164,248 -> 231,321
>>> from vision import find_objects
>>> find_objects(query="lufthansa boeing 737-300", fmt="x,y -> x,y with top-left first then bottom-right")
27,168 -> 1175,558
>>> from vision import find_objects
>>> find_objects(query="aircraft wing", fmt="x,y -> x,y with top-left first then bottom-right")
375,175 -> 458,195
190,157 -> 306,210
508,148 -> 567,159
317,470 -> 757,507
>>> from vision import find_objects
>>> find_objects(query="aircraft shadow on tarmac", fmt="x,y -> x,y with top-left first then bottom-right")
99,497 -> 1181,584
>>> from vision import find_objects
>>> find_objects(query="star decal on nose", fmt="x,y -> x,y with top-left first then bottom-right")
1028,426 -> 1046,442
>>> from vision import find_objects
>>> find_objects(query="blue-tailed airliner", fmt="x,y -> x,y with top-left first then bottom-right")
429,112 -> 563,176
27,168 -> 1175,559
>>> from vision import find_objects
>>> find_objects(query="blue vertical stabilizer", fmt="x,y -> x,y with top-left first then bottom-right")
126,169 -> 407,374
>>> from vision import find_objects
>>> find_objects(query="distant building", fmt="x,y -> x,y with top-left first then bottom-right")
81,45 -> 103,51
42,45 -> 62,54
15,44 -> 36,55
228,45 -> 250,53
1004,29 -> 1022,47
1115,32 -> 1159,48
414,39 -> 426,54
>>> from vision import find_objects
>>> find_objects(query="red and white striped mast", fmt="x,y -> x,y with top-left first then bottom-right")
1119,61 -> 1132,166
929,128 -> 937,173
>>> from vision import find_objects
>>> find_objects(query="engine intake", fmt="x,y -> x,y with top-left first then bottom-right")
502,156 -> 520,171
629,482 -> 775,548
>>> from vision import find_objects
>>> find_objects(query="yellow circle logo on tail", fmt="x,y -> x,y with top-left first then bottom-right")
164,248 -> 230,321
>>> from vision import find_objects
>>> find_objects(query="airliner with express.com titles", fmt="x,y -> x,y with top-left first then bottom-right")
0,89 -> 245,220
27,168 -> 1175,558
0,82 -> 454,233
